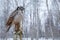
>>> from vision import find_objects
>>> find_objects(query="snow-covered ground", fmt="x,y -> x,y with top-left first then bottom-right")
0,38 -> 60,40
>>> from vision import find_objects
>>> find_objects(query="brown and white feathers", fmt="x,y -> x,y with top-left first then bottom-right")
6,6 -> 24,32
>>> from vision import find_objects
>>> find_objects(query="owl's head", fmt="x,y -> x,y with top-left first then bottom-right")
17,6 -> 25,11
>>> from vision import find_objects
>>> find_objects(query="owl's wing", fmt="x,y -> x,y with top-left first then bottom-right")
6,17 -> 14,32
6,9 -> 18,32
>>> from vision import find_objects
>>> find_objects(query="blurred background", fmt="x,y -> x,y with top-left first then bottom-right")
0,0 -> 60,40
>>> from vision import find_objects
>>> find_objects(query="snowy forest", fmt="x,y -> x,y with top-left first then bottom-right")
0,0 -> 60,40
